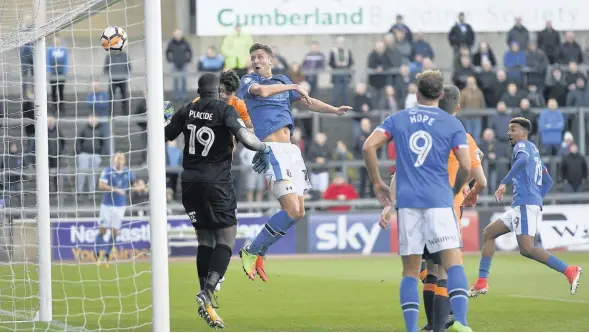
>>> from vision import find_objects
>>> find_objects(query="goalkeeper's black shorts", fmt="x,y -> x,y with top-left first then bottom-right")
181,181 -> 237,230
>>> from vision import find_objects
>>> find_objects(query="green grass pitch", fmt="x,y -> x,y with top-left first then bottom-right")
0,252 -> 587,331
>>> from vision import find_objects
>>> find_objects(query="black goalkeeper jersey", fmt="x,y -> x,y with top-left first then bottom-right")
165,98 -> 243,183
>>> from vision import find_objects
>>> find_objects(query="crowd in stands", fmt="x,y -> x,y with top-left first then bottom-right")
6,13 -> 589,210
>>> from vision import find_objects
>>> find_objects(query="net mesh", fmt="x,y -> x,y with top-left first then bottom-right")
0,0 -> 154,331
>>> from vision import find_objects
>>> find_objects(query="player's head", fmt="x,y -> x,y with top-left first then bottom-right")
249,43 -> 273,77
415,70 -> 444,105
507,117 -> 531,146
219,70 -> 240,101
113,152 -> 126,169
438,84 -> 461,115
197,73 -> 220,98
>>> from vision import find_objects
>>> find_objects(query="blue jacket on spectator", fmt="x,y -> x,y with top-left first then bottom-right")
198,54 -> 225,72
86,91 -> 110,117
538,109 -> 565,145
503,49 -> 526,83
46,46 -> 68,76
412,40 -> 434,60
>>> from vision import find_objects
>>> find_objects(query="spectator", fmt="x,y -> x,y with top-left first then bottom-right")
412,32 -> 434,60
383,33 -> 404,74
46,36 -> 68,113
103,48 -> 131,115
165,28 -> 192,102
329,36 -> 354,106
393,29 -> 413,65
493,69 -> 509,104
134,89 -> 148,165
506,17 -> 530,50
503,41 -> 526,86
47,115 -> 64,193
473,41 -> 497,67
584,38 -> 589,65
389,14 -> 413,42
525,84 -> 546,108
271,46 -> 290,75
323,174 -> 359,212
384,85 -> 398,113
405,83 -> 418,109
288,62 -> 305,84
422,57 -> 435,71
367,41 -> 391,109
307,132 -> 330,193
86,81 -> 110,118
558,132 -> 575,157
448,12 -> 475,53
452,55 -> 477,91
537,20 -> 561,64
409,54 -> 424,78
479,128 -> 509,192
1,142 -> 24,207
565,62 -> 587,89
453,46 -> 472,68
526,42 -> 549,90
352,83 -> 372,139
561,143 -> 587,192
354,118 -> 375,198
538,99 -> 565,156
198,46 -> 225,72
490,101 -> 512,144
302,40 -> 326,96
460,76 -> 485,141
566,78 -> 589,107
330,141 -> 356,182
514,98 -> 537,140
19,40 -> 34,94
239,147 -> 265,208
75,115 -> 107,194
291,127 -> 306,155
559,31 -> 583,64
220,24 -> 253,77
501,83 -> 524,108
478,59 -> 500,107
131,179 -> 150,207
166,140 -> 182,200
393,65 -> 412,108
546,68 -> 568,107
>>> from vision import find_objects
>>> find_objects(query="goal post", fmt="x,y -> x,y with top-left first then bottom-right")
0,0 -> 170,330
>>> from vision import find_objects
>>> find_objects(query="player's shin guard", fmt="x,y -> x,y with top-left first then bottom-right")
447,266 -> 469,327
197,245 -> 214,291
423,275 -> 437,327
205,244 -> 232,293
249,210 -> 296,256
400,277 -> 420,332
433,279 -> 450,332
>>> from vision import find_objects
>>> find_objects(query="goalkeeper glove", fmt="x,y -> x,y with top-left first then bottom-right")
163,100 -> 175,120
252,145 -> 271,174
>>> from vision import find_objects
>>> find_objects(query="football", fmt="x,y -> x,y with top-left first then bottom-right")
100,26 -> 128,51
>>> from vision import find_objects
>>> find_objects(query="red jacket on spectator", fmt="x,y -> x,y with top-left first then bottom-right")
324,178 -> 359,212
388,141 -> 397,174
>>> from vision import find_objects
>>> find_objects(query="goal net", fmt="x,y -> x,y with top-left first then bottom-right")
0,0 -> 168,331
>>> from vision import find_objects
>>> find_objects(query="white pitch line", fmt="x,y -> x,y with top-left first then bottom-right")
508,294 -> 589,304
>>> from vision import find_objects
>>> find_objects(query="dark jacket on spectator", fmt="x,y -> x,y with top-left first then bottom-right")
394,74 -> 412,107
48,125 -> 64,159
513,107 -> 538,137
479,139 -> 510,166
566,87 -> 589,106
477,70 -> 499,106
500,91 -> 524,108
491,111 -> 512,142
473,49 -> 496,67
546,74 -> 568,106
367,51 -> 391,89
385,46 -> 404,70
565,70 -> 586,87
526,49 -> 549,88
448,23 -> 475,49
389,24 -> 413,42
493,80 -> 510,106
273,54 -> 290,76
329,48 -> 354,81
452,65 -> 477,91
561,152 -> 588,185
104,51 -> 131,81
75,124 -> 108,155
395,41 -> 413,65
526,90 -> 546,108
559,41 -> 584,64
307,143 -> 330,173
537,28 -> 561,63
412,40 -> 434,60
1,151 -> 23,184
134,98 -> 147,130
353,92 -> 373,119
507,26 -> 530,50
165,38 -> 192,70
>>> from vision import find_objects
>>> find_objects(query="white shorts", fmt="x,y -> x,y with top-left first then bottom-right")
98,204 -> 127,230
498,205 -> 541,237
265,142 -> 312,197
397,207 -> 462,256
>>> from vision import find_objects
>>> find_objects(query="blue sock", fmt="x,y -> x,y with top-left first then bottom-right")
249,210 -> 296,256
94,233 -> 104,257
478,256 -> 492,278
545,255 -> 568,274
447,265 -> 469,327
399,277 -> 419,332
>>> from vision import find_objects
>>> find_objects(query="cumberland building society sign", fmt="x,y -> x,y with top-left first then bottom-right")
196,0 -> 588,36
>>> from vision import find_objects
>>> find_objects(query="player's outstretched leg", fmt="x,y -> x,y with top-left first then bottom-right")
470,220 -> 509,297
516,235 -> 583,295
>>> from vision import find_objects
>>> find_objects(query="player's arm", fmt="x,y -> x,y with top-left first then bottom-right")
225,106 -> 268,153
98,169 -> 124,195
293,97 -> 351,115
164,103 -> 189,142
500,150 -> 528,186
362,128 -> 391,205
249,82 -> 298,98
453,147 -> 472,196
541,165 -> 554,198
